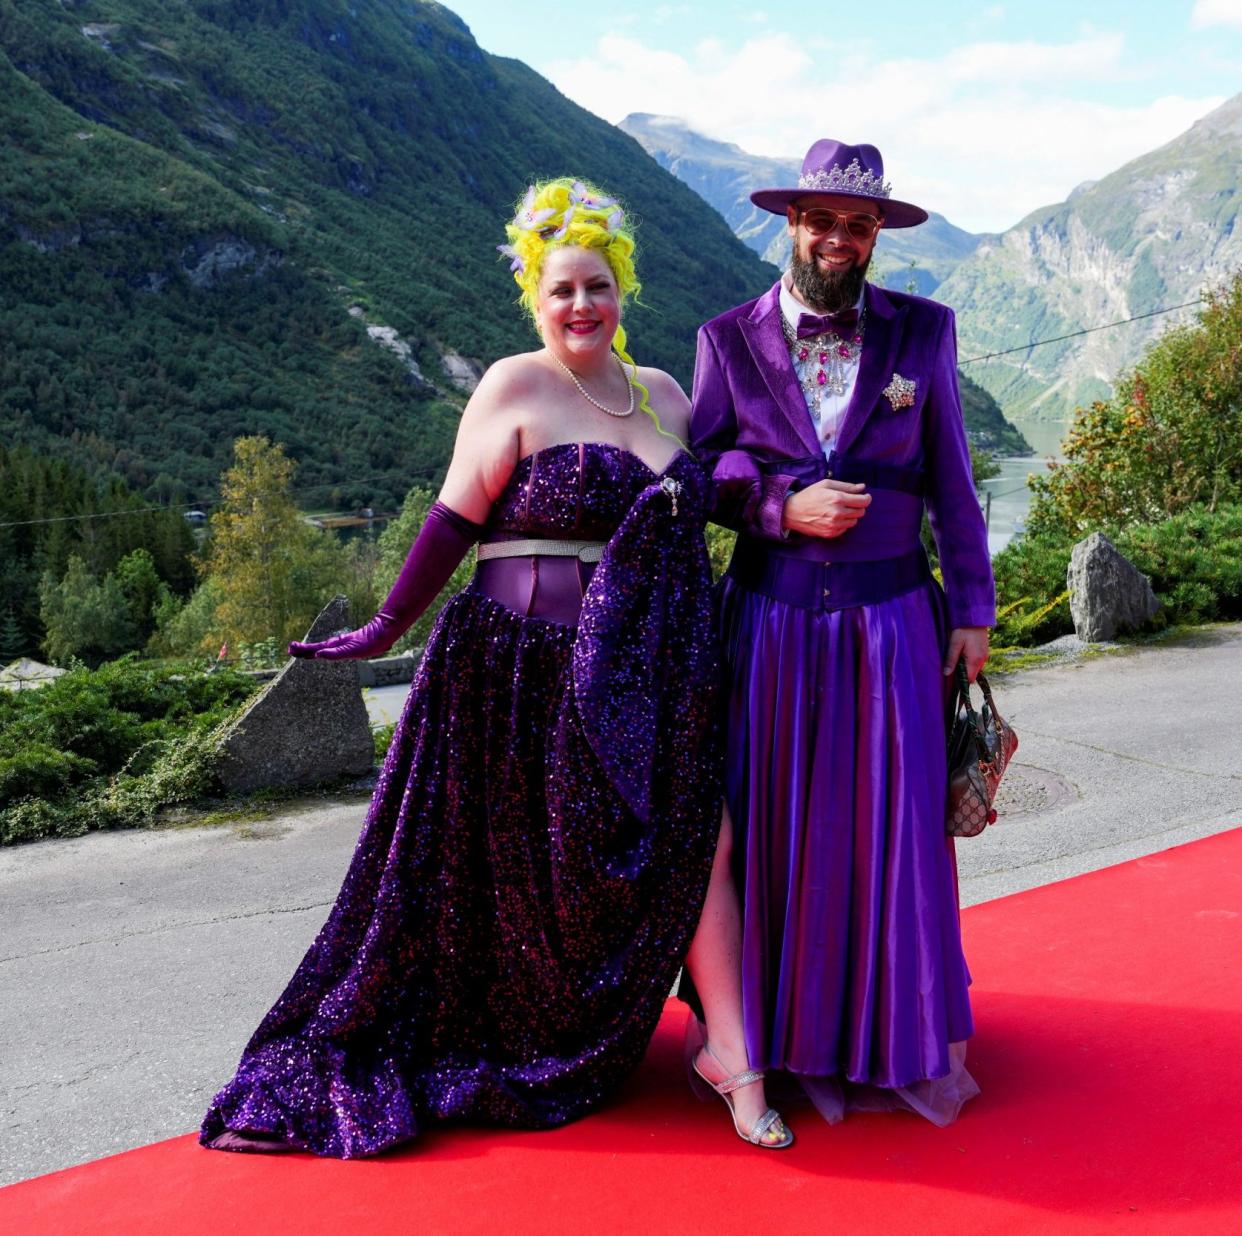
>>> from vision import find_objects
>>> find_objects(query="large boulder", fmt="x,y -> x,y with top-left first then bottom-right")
215,597 -> 374,794
1067,533 -> 1161,642
0,658 -> 67,692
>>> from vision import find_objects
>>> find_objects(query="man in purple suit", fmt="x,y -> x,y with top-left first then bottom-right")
689,139 -> 996,1125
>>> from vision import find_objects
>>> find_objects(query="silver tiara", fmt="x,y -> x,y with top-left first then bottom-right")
798,158 -> 892,199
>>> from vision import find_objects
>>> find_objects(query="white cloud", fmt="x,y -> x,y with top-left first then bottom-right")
937,33 -> 1124,83
1191,0 -> 1242,29
545,33 -> 1221,232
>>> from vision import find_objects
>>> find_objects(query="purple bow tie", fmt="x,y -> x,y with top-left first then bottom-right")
796,308 -> 860,338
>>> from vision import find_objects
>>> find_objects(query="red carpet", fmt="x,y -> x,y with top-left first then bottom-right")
4,830 -> 1241,1235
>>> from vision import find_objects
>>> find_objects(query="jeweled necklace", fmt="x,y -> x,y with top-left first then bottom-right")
551,352 -> 635,418
780,311 -> 865,424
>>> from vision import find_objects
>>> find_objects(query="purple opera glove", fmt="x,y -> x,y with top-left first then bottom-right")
288,501 -> 483,660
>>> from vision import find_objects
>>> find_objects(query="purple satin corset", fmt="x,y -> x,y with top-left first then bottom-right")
474,442 -> 689,624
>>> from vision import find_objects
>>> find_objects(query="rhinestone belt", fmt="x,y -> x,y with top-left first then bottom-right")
477,538 -> 606,562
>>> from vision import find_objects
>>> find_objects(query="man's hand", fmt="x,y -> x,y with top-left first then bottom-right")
943,627 -> 989,681
782,479 -> 871,538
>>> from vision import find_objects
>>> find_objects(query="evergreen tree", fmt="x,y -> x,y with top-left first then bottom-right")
0,606 -> 27,663
113,547 -> 172,646
0,443 -> 194,655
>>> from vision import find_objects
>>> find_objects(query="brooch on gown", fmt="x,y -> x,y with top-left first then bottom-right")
882,373 -> 917,411
660,475 -> 682,516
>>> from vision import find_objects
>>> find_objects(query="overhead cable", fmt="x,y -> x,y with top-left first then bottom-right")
959,297 -> 1203,365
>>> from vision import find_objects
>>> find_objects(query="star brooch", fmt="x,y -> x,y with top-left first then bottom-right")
882,373 -> 917,411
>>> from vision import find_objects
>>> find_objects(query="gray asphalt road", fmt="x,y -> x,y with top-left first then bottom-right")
2,625 -> 1240,1188
363,681 -> 412,728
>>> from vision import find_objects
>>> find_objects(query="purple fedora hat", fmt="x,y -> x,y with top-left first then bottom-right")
751,138 -> 928,229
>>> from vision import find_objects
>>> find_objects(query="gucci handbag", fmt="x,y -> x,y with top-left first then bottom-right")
946,661 -> 1019,838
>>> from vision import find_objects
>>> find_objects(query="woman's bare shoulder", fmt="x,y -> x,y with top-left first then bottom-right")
456,352 -> 547,430
474,351 -> 551,401
441,356 -> 551,517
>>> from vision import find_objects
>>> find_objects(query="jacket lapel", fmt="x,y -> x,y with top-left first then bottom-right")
834,283 -> 909,457
739,283 -> 823,457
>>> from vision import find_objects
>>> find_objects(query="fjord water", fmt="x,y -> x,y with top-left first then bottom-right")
979,419 -> 1067,555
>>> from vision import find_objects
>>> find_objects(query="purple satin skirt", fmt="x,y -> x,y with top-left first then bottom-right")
719,574 -> 978,1125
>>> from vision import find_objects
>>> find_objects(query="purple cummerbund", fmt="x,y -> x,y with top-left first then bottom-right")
726,482 -> 930,611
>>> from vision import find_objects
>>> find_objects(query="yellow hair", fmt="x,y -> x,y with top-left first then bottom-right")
502,178 -> 674,437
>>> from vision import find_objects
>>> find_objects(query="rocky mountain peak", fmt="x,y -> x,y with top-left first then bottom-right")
936,91 -> 1242,421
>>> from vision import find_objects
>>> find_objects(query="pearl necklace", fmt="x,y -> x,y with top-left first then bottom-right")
551,352 -> 635,418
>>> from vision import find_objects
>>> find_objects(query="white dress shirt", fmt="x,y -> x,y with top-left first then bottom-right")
779,276 -> 865,458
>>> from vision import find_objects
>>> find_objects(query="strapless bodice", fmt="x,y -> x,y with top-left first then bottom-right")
485,441 -> 693,541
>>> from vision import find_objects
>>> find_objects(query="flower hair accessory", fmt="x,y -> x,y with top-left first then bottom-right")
569,183 -> 626,232
496,243 -> 523,274
570,181 -> 618,210
511,185 -> 555,232
551,204 -> 576,240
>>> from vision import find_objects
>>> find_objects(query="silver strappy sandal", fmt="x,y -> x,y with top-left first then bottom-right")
692,1044 -> 794,1149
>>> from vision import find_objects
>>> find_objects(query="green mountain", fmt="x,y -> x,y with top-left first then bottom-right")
0,0 -> 774,508
938,93 -> 1242,421
957,372 -> 1030,456
618,113 -> 986,298
617,114 -> 1028,455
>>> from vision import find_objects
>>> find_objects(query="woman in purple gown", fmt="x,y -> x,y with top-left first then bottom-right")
201,179 -> 792,1157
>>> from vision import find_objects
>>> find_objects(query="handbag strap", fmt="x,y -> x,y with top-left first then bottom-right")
973,668 -> 1008,730
954,660 -> 989,761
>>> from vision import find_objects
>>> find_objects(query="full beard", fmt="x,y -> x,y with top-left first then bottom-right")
789,247 -> 870,313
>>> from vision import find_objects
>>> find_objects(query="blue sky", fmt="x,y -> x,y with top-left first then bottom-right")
443,0 -> 1242,232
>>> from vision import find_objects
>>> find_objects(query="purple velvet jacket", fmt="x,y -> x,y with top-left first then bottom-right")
691,280 -> 996,629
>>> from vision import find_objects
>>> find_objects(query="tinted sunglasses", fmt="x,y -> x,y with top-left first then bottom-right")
798,208 -> 882,240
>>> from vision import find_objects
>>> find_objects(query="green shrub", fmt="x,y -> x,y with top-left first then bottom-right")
373,721 -> 397,762
93,723 -> 229,831
0,744 -> 97,804
0,797 -> 81,845
1028,273 -> 1242,537
0,658 -> 256,844
1117,504 -> 1242,625
991,533 -> 1076,647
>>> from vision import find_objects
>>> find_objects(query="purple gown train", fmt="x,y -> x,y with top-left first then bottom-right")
201,443 -> 721,1158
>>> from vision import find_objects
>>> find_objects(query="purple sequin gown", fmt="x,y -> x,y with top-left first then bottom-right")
201,444 -> 721,1158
